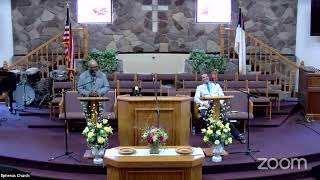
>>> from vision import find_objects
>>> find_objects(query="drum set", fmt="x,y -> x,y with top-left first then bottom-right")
9,67 -> 68,109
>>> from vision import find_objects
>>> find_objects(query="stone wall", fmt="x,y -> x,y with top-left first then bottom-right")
12,0 -> 297,55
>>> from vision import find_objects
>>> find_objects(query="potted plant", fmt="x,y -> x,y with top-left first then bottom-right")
82,49 -> 119,73
201,117 -> 233,162
189,49 -> 227,74
142,126 -> 168,154
82,118 -> 113,164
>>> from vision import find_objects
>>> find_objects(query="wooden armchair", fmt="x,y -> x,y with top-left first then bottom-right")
50,81 -> 74,119
139,80 -> 161,95
103,90 -> 117,120
225,80 -> 247,91
258,74 -> 281,111
59,90 -> 116,121
116,80 -> 137,96
157,74 -> 177,88
224,91 -> 254,132
192,91 -> 254,133
58,90 -> 84,120
115,73 -> 137,82
137,74 -> 154,82
176,73 -> 196,89
247,81 -> 272,120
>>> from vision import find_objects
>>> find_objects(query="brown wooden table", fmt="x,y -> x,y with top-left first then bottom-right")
117,95 -> 191,146
104,146 -> 204,180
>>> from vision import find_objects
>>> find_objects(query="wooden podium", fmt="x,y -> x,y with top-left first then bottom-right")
104,146 -> 204,180
299,66 -> 320,119
117,95 -> 191,146
78,96 -> 109,123
201,96 -> 234,119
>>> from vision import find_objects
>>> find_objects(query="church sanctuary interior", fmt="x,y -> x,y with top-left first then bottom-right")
1,0 -> 320,179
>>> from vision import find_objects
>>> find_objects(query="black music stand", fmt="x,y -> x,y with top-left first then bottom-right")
152,74 -> 160,127
49,90 -> 80,162
229,91 -> 259,161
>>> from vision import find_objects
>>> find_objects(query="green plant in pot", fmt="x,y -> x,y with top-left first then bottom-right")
82,49 -> 119,73
190,49 -> 227,74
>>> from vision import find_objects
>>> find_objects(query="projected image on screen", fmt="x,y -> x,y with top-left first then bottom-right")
196,0 -> 231,23
78,0 -> 112,23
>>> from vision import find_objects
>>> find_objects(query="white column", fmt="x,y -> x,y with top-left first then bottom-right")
295,0 -> 320,92
296,0 -> 320,68
0,0 -> 14,65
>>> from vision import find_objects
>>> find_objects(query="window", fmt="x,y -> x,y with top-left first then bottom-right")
77,0 -> 112,23
196,0 -> 231,23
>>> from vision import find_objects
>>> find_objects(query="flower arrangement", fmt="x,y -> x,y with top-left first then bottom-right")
201,119 -> 233,145
142,126 -> 168,146
201,102 -> 233,146
82,118 -> 113,149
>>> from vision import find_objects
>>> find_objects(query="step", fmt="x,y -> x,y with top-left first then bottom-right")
203,161 -> 320,180
2,165 -> 105,180
0,155 -> 105,174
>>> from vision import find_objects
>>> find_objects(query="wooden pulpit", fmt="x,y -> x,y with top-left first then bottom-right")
78,96 -> 109,123
104,146 -> 204,180
117,95 -> 191,146
200,96 -> 234,119
299,66 -> 320,119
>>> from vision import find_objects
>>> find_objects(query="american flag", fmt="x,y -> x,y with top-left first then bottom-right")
63,5 -> 74,71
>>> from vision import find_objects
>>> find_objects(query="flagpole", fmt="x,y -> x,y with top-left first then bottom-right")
65,1 -> 74,80
234,7 -> 246,75
67,2 -> 73,80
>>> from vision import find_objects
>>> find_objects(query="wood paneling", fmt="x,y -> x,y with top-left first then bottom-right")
134,108 -> 174,145
105,146 -> 204,180
117,95 -> 191,146
299,67 -> 320,119
308,76 -> 320,87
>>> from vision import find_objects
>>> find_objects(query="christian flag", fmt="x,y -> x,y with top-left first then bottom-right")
63,5 -> 74,71
234,8 -> 246,75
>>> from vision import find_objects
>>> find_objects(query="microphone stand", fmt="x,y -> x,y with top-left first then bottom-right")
49,89 -> 80,162
153,74 -> 160,127
229,89 -> 259,161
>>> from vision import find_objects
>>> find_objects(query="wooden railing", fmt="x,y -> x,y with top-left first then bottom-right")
219,25 -> 299,93
9,27 -> 89,79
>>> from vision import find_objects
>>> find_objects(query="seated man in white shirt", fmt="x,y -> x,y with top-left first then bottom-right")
194,72 -> 246,144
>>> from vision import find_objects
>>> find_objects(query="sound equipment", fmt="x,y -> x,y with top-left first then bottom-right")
25,67 -> 41,84
0,70 -> 17,113
13,83 -> 35,107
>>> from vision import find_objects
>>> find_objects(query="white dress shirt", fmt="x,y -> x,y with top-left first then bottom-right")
194,81 -> 224,108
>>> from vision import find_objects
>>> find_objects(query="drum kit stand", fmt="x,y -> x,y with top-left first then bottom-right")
10,68 -> 39,112
9,67 -> 68,114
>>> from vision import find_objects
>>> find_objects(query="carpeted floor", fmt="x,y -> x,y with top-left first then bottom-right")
0,101 -> 319,179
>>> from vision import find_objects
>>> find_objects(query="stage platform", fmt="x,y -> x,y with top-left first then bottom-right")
0,102 -> 319,180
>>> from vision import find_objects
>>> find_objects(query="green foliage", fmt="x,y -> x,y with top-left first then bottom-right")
190,49 -> 227,74
83,49 -> 118,73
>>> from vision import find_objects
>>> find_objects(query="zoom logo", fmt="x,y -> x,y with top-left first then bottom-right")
257,158 -> 307,170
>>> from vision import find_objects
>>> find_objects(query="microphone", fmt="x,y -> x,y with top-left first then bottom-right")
152,73 -> 160,127
131,84 -> 141,96
78,79 -> 94,88
78,76 -> 96,91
